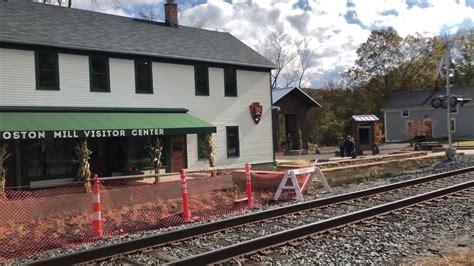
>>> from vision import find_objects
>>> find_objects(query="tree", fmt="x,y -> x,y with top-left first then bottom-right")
451,28 -> 474,86
295,38 -> 315,88
345,28 -> 444,118
401,118 -> 437,144
374,123 -> 384,144
280,70 -> 299,88
305,81 -> 355,146
256,28 -> 295,89
138,4 -> 161,21
346,27 -> 403,89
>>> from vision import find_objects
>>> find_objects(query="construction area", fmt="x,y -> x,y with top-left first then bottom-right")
1,143 -> 473,263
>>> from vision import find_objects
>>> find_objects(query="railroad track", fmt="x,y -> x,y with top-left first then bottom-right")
31,167 -> 474,265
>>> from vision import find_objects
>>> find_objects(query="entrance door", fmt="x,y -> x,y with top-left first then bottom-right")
88,137 -> 125,177
359,128 -> 370,145
170,135 -> 187,172
284,114 -> 298,150
89,138 -> 111,177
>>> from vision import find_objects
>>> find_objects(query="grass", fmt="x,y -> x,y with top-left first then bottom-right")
434,138 -> 474,145
454,140 -> 474,146
275,160 -> 308,166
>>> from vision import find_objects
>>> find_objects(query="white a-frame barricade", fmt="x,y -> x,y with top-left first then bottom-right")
273,161 -> 331,202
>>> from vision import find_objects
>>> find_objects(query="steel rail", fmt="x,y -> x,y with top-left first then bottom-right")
30,167 -> 474,265
168,180 -> 473,265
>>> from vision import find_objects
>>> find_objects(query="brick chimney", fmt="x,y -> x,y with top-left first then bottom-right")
164,0 -> 178,27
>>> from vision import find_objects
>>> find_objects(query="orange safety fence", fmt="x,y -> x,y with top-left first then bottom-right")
0,165 -> 311,263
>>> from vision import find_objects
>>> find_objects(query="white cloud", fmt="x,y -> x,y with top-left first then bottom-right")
65,0 -> 474,88
351,0 -> 474,36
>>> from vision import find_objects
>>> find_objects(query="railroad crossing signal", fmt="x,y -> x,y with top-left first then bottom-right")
431,95 -> 472,109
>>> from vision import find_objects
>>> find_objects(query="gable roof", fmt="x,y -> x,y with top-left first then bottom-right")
0,1 -> 275,69
383,85 -> 474,110
272,87 -> 321,108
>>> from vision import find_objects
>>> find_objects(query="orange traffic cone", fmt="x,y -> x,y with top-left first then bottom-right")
92,174 -> 103,238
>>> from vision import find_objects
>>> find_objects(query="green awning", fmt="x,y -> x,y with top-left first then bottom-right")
0,112 -> 216,140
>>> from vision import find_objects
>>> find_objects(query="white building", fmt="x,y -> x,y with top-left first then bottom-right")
0,0 -> 275,187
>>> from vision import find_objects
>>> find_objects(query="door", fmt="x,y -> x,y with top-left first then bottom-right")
170,135 -> 187,172
89,138 -> 111,177
284,114 -> 298,150
359,128 -> 370,145
424,120 -> 433,138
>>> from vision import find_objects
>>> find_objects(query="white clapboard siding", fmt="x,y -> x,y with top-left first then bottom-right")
0,49 -> 36,101
0,48 -> 274,168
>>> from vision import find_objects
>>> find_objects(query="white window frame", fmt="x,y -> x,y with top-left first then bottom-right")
451,118 -> 456,132
401,110 -> 410,117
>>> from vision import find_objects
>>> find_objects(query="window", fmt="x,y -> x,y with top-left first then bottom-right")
224,67 -> 237,96
127,137 -> 155,171
25,140 -> 76,181
450,106 -> 458,114
226,126 -> 240,157
135,59 -> 153,93
194,65 -> 209,96
89,56 -> 110,92
35,50 -> 59,90
401,110 -> 410,117
451,118 -> 456,132
197,133 -> 207,160
406,121 -> 413,128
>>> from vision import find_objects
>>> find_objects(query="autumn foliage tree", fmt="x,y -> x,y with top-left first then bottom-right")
450,28 -> 474,86
401,118 -> 437,141
374,123 -> 384,144
304,81 -> 355,146
345,28 -> 444,118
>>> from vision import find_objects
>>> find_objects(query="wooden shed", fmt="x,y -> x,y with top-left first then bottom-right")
349,115 -> 379,155
272,87 -> 321,153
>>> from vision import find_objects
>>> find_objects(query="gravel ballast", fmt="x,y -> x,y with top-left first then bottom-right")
244,187 -> 472,264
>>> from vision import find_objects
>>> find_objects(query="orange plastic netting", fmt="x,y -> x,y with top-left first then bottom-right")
0,168 -> 306,262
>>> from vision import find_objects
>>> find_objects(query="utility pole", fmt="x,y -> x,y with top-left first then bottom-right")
445,37 -> 455,160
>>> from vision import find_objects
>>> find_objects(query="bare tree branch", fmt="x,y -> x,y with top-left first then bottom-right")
295,38 -> 314,88
257,28 -> 296,89
280,70 -> 298,88
138,3 -> 161,21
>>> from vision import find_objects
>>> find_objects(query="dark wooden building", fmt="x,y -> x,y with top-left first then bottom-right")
272,87 -> 321,152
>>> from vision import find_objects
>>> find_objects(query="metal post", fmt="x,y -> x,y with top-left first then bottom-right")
445,38 -> 455,160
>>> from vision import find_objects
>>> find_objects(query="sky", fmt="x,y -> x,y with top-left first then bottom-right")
69,0 -> 474,88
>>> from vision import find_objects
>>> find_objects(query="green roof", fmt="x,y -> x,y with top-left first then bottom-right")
0,112 -> 216,139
